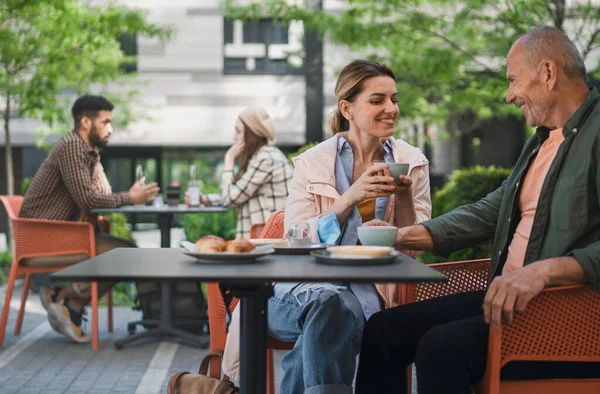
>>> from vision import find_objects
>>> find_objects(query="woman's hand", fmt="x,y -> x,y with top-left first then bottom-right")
392,174 -> 413,197
344,164 -> 396,205
224,141 -> 245,170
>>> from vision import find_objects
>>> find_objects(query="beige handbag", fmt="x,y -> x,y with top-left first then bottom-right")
167,351 -> 239,394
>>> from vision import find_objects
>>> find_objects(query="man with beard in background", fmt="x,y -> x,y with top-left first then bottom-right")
19,95 -> 159,343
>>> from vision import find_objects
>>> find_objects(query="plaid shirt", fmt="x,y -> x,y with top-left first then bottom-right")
19,130 -> 132,223
220,145 -> 293,238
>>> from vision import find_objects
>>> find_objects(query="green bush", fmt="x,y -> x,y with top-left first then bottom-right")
181,209 -> 238,242
0,250 -> 11,265
432,166 -> 512,218
0,251 -> 11,286
22,177 -> 32,194
100,282 -> 136,307
419,166 -> 511,264
99,212 -> 135,242
287,142 -> 319,164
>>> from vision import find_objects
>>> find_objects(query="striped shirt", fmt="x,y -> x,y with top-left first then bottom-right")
19,129 -> 132,223
220,145 -> 293,238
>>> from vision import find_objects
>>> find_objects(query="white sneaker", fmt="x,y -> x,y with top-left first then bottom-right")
46,300 -> 90,343
39,287 -> 62,335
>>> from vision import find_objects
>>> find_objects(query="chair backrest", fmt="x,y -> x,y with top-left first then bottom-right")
0,195 -> 24,219
405,258 -> 491,304
250,222 -> 266,239
498,285 -> 600,366
258,210 -> 285,239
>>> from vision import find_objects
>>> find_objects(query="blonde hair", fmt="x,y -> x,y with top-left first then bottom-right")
330,60 -> 397,134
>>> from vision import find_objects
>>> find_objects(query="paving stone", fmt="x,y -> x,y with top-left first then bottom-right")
18,389 -> 42,394
3,265 -> 400,394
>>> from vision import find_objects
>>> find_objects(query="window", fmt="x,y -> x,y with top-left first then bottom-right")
223,18 -> 302,75
117,34 -> 137,73
224,19 -> 234,44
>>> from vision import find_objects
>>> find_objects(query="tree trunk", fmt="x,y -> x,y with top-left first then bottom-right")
304,0 -> 324,142
552,0 -> 565,31
4,94 -> 13,196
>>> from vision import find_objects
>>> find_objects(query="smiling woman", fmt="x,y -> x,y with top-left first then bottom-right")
222,59 -> 432,394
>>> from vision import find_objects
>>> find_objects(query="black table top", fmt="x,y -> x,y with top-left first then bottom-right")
52,248 -> 447,284
90,204 -> 228,214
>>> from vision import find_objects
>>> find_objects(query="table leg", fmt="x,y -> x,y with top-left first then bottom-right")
230,283 -> 274,394
158,214 -> 172,248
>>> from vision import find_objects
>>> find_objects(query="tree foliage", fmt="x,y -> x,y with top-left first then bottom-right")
0,0 -> 173,194
224,0 -> 600,123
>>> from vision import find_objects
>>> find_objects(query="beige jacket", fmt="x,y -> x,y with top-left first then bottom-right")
222,134 -> 432,380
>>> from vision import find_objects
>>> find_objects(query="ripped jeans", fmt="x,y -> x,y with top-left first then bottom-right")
267,283 -> 365,394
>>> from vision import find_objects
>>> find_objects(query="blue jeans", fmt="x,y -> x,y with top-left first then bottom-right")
267,283 -> 365,394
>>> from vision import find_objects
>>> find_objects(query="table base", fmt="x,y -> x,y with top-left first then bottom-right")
114,323 -> 208,349
115,282 -> 209,350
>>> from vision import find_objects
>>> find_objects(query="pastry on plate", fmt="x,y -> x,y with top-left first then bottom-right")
224,238 -> 256,253
195,235 -> 227,253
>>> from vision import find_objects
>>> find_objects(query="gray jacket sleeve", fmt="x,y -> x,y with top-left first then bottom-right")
421,180 -> 507,257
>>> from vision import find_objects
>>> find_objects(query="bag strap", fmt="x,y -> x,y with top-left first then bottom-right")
167,371 -> 190,394
215,379 -> 238,394
198,350 -> 225,375
219,284 -> 235,333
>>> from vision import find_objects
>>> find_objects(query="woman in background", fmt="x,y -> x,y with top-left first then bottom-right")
188,106 -> 293,238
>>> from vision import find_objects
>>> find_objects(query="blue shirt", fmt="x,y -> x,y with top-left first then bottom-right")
277,137 -> 396,319
318,136 -> 395,245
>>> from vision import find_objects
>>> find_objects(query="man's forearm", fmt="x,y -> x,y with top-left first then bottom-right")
536,256 -> 588,286
396,224 -> 435,251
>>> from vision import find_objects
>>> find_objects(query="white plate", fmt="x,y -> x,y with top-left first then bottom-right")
311,250 -> 400,265
326,245 -> 393,258
273,243 -> 329,255
180,241 -> 274,263
249,238 -> 288,246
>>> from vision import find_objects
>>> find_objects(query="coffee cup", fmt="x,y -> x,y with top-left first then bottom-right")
375,162 -> 410,185
357,225 -> 398,247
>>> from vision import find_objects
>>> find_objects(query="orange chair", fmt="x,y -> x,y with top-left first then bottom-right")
400,258 -> 600,393
250,222 -> 266,239
258,210 -> 285,239
480,284 -> 600,394
206,209 -> 291,394
0,195 -> 113,350
206,284 -> 294,394
398,258 -> 491,393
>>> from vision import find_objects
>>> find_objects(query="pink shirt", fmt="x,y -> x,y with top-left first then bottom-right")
503,128 -> 565,274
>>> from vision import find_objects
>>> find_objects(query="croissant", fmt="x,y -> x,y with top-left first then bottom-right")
195,235 -> 227,253
224,238 -> 256,253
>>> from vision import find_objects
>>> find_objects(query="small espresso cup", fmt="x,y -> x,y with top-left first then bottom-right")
375,162 -> 410,185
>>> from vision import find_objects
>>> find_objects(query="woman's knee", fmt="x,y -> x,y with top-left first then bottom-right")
305,291 -> 361,331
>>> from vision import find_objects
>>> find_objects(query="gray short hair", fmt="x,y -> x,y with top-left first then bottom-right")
518,26 -> 586,80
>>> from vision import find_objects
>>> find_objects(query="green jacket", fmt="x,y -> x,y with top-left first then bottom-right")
423,88 -> 600,290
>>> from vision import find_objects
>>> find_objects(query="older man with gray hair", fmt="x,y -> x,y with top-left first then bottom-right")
355,26 -> 600,393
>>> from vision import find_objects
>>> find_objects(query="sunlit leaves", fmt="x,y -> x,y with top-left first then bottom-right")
224,0 -> 600,127
0,0 -> 173,132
